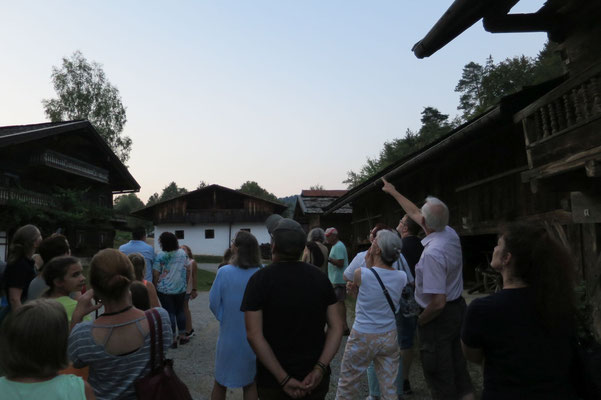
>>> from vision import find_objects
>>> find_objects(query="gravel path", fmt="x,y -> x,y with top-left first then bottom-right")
172,268 -> 483,399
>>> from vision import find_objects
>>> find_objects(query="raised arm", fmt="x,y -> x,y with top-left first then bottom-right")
381,177 -> 425,230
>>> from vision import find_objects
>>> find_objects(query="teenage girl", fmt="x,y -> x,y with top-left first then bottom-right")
0,298 -> 96,399
127,253 -> 161,308
42,256 -> 88,322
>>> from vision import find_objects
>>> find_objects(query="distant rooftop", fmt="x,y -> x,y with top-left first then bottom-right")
300,190 -> 348,198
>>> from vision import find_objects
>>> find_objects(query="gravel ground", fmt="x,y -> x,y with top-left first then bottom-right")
172,266 -> 484,400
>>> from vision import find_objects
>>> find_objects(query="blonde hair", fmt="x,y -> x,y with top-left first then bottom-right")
128,253 -> 146,281
0,299 -> 68,378
91,248 -> 134,300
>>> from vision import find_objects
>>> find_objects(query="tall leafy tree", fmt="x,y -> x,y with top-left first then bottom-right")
309,184 -> 325,190
238,181 -> 279,202
145,182 -> 188,206
114,193 -> 145,214
42,51 -> 131,163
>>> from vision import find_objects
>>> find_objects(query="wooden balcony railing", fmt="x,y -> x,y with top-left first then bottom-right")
0,187 -> 56,208
30,150 -> 110,184
515,63 -> 601,188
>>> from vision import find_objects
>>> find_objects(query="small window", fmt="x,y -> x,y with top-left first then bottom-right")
175,230 -> 185,239
205,229 -> 215,239
241,228 -> 251,232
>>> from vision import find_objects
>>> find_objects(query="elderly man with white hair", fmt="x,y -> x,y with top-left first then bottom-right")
381,178 -> 474,400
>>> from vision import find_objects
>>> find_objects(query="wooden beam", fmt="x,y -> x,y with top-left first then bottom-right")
455,166 -> 527,193
483,12 -> 554,33
521,144 -> 601,182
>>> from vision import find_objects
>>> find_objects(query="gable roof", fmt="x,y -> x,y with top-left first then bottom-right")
300,190 -> 348,197
131,184 -> 288,220
0,120 -> 139,193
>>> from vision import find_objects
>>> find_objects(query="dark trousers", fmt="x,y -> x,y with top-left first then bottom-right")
257,373 -> 330,400
418,297 -> 473,400
157,291 -> 186,334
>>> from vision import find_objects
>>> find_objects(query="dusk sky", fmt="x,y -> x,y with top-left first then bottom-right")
0,1 -> 549,202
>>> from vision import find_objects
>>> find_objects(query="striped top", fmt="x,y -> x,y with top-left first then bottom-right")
68,307 -> 172,400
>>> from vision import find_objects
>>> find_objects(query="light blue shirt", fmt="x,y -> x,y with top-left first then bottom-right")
119,240 -> 155,282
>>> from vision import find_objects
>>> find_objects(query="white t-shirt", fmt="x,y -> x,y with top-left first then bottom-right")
414,226 -> 463,308
353,266 -> 407,334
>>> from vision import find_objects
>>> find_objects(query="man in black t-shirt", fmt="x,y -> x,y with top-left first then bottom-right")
241,216 -> 343,399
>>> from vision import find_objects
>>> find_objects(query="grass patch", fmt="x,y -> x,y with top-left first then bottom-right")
196,268 -> 216,291
193,254 -> 223,263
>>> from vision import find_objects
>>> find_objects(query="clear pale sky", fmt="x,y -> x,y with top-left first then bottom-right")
0,1 -> 548,202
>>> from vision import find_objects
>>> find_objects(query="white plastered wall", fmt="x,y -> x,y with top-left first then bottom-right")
153,222 -> 271,256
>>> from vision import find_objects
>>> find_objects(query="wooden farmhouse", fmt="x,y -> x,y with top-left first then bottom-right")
293,190 -> 352,245
0,120 -> 140,259
326,0 -> 601,337
132,184 -> 287,256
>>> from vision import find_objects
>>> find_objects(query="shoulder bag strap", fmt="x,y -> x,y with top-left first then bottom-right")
369,268 -> 396,315
145,309 -> 157,370
150,308 -> 164,365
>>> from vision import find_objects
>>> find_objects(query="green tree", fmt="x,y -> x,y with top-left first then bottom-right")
42,51 -> 131,163
455,61 -> 486,120
196,181 -> 209,190
309,184 -> 325,190
146,193 -> 160,206
159,182 -> 188,202
114,193 -> 145,214
238,181 -> 279,202
344,107 -> 455,188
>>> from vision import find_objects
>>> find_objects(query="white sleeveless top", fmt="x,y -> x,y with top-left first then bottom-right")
353,266 -> 407,334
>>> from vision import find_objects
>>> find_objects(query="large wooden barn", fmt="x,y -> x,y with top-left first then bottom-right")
0,120 -> 140,258
132,185 -> 287,256
326,0 -> 601,338
293,189 -> 352,245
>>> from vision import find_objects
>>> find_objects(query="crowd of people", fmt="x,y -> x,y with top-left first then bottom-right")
0,177 -> 586,400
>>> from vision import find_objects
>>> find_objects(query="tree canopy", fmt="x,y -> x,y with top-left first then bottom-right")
309,184 -> 325,191
42,51 -> 131,163
238,181 -> 279,202
146,182 -> 189,206
455,42 -> 563,120
344,41 -> 563,189
344,106 -> 457,188
114,193 -> 145,214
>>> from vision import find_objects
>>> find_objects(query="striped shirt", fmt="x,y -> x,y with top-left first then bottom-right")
68,307 -> 172,400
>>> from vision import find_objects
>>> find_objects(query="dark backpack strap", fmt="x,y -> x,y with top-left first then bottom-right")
369,268 -> 396,315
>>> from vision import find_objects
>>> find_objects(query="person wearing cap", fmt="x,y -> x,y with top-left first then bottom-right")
381,178 -> 474,400
325,227 -> 350,335
242,216 -> 344,399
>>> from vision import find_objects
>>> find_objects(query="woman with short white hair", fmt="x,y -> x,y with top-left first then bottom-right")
336,230 -> 407,400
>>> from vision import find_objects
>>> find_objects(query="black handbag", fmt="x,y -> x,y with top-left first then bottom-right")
135,308 -> 192,400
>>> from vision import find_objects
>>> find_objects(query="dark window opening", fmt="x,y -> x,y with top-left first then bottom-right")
205,229 -> 215,239
241,228 -> 251,232
175,230 -> 185,239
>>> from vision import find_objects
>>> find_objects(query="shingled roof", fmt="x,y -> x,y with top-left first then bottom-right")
297,190 -> 352,215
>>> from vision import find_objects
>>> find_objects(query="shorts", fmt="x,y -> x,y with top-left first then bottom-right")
333,284 -> 346,302
399,314 -> 418,349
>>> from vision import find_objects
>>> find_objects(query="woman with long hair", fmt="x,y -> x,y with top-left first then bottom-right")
461,222 -> 578,399
3,225 -> 42,312
209,230 -> 262,400
127,253 -> 160,308
336,230 -> 407,400
152,231 -> 190,347
68,249 -> 172,400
